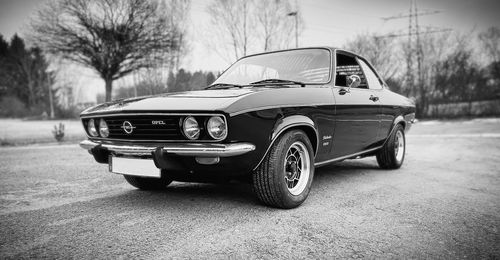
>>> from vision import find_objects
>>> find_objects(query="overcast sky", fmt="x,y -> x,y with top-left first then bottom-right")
1,0 -> 499,101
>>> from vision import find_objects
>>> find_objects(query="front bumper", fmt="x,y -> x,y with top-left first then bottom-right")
79,140 -> 256,157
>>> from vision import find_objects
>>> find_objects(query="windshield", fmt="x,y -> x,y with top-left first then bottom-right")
213,48 -> 331,86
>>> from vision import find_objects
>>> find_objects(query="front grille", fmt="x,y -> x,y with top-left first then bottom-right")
82,114 -> 224,142
107,115 -> 183,140
83,115 -> 183,141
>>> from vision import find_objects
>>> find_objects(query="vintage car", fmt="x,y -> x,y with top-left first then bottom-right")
80,47 -> 416,208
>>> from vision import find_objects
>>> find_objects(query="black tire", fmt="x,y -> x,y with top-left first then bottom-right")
253,130 -> 315,209
376,124 -> 406,169
123,174 -> 172,190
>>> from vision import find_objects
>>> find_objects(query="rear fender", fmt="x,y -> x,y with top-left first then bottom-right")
381,115 -> 407,147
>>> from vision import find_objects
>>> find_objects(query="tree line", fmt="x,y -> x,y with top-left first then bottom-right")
0,0 -> 299,118
1,0 -> 499,119
344,27 -> 500,117
0,34 -> 58,118
107,69 -> 216,102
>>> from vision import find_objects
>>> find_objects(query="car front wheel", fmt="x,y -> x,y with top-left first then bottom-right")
253,130 -> 315,209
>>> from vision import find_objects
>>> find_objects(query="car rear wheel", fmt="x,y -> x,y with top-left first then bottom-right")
253,130 -> 315,209
376,124 -> 406,169
123,174 -> 172,190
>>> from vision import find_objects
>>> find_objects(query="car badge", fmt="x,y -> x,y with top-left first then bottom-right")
121,121 -> 136,134
151,120 -> 166,125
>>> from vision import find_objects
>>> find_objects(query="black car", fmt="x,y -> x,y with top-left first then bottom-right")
80,47 -> 416,208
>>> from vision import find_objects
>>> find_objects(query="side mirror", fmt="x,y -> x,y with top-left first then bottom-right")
347,74 -> 361,89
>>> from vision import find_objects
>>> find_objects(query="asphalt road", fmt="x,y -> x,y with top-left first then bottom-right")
1,119 -> 499,259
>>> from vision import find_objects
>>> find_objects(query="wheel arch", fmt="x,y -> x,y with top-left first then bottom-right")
254,115 -> 318,171
381,115 -> 406,147
392,115 -> 406,130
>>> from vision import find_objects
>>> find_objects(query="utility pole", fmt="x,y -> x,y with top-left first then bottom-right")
287,11 -> 298,48
380,0 -> 450,97
402,0 -> 424,98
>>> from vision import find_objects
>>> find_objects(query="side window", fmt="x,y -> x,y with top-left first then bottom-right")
358,59 -> 383,90
335,53 -> 367,88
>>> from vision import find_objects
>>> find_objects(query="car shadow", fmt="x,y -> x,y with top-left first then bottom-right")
312,159 -> 383,185
95,158 -> 385,211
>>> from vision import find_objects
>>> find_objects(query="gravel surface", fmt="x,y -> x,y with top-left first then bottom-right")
0,120 -> 499,259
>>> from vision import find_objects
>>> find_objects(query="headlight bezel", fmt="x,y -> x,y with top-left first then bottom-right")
206,116 -> 228,140
182,116 -> 201,140
87,119 -> 99,137
99,118 -> 109,138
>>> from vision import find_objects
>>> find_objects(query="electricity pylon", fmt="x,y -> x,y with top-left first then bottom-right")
379,0 -> 451,97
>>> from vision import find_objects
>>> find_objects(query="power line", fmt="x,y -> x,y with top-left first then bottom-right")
375,28 -> 452,38
378,0 -> 451,98
381,10 -> 442,21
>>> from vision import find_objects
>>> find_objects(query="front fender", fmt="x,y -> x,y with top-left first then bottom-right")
271,115 -> 316,141
254,115 -> 319,170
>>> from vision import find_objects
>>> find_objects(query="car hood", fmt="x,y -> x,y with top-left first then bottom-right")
81,87 -> 334,116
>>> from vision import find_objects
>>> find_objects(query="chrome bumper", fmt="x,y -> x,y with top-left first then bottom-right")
79,140 -> 256,157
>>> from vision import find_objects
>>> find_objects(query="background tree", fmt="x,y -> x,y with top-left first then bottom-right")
0,35 -> 9,96
434,48 -> 486,115
343,33 -> 401,82
206,0 -> 301,62
0,34 -> 57,117
205,72 -> 216,86
134,0 -> 191,92
479,27 -> 500,64
113,69 -> 216,99
254,0 -> 297,51
166,69 -> 216,92
413,33 -> 453,116
207,0 -> 254,62
30,0 -> 184,102
479,27 -> 500,98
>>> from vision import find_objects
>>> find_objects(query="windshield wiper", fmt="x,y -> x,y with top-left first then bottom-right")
250,79 -> 306,88
205,83 -> 244,90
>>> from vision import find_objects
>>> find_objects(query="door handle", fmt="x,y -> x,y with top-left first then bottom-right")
339,88 -> 350,95
369,95 -> 379,102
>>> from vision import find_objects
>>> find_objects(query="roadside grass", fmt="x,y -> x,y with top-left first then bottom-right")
0,119 -> 86,146
410,117 -> 500,135
1,117 -> 499,147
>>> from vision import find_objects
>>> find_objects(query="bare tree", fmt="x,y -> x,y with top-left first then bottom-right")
30,0 -> 183,102
254,0 -> 297,51
207,0 -> 254,62
133,0 -> 191,95
479,27 -> 500,64
163,0 -> 191,72
206,0 -> 300,63
343,33 -> 401,81
478,27 -> 500,96
415,33 -> 453,116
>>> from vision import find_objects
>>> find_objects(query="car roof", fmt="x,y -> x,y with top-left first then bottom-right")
240,47 -> 360,60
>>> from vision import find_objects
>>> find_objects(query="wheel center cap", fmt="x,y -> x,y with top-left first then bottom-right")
286,161 -> 298,179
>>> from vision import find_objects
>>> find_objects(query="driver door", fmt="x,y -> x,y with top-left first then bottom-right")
331,52 -> 381,158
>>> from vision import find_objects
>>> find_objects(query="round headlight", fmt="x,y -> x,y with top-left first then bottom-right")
182,116 -> 200,140
99,119 -> 109,138
87,119 -> 98,137
207,116 -> 227,140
